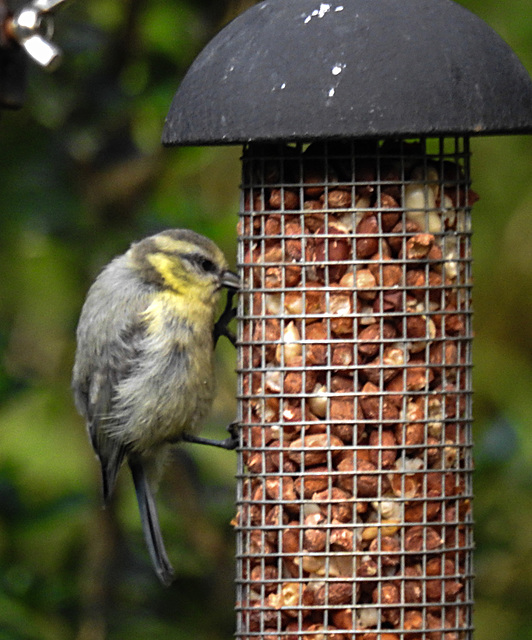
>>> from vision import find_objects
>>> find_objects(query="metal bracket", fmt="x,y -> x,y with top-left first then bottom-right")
4,0 -> 70,70
0,0 -> 26,108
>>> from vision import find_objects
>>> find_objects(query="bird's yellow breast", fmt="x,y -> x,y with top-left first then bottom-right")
127,289 -> 218,448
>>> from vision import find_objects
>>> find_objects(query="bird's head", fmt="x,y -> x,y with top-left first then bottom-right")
128,229 -> 239,302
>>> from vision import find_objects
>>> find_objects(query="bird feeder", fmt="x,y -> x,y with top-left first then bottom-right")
162,1 -> 532,639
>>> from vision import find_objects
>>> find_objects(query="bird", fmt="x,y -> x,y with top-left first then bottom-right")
72,228 -> 239,586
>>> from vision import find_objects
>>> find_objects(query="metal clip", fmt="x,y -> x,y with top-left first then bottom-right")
6,0 -> 71,70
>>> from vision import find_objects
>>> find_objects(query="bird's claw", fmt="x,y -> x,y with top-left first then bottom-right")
226,421 -> 239,447
214,290 -> 237,347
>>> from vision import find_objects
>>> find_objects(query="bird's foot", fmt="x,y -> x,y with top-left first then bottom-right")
182,422 -> 239,451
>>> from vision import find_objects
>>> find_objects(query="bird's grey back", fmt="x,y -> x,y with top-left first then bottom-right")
72,253 -> 152,422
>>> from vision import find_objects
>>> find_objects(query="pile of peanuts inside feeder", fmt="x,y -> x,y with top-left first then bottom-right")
235,139 -> 476,640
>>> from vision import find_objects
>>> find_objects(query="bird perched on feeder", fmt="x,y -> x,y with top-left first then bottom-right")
72,228 -> 239,586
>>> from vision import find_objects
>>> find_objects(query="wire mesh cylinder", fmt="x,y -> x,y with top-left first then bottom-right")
235,138 -> 474,640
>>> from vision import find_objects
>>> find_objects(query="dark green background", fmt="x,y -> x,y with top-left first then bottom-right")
0,1 -> 530,638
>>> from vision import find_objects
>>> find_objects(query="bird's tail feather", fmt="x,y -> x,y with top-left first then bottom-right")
128,458 -> 175,586
100,445 -> 126,505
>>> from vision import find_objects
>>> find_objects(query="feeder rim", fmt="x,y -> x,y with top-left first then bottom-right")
162,0 -> 532,146
162,129 -> 532,148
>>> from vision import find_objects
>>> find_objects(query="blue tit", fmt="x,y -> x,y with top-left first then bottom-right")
72,228 -> 239,585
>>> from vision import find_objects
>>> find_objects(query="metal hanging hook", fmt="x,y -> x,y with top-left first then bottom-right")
5,0 -> 71,70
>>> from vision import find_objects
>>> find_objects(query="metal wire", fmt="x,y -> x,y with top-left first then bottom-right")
235,138 -> 475,640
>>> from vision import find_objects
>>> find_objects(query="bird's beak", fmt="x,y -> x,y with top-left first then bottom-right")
221,270 -> 240,290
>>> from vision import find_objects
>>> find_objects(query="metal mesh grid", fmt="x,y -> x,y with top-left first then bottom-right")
234,138 -> 475,640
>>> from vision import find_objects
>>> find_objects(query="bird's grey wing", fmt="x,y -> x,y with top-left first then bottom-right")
73,364 -> 123,502
72,269 -> 150,503
88,321 -> 147,503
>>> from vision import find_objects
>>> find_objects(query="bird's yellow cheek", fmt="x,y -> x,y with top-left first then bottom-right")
147,253 -> 187,292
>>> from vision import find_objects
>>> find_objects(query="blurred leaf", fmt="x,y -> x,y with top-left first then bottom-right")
0,591 -> 71,640
0,387 -> 95,501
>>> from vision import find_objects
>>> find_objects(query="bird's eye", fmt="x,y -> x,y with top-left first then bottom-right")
183,252 -> 219,276
200,258 -> 217,273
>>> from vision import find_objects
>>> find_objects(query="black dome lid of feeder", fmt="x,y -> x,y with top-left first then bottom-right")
162,0 -> 532,146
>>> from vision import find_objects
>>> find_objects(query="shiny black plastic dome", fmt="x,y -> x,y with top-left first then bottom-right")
162,0 -> 532,145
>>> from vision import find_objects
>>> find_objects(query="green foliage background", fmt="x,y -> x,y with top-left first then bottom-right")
0,1 -> 530,638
